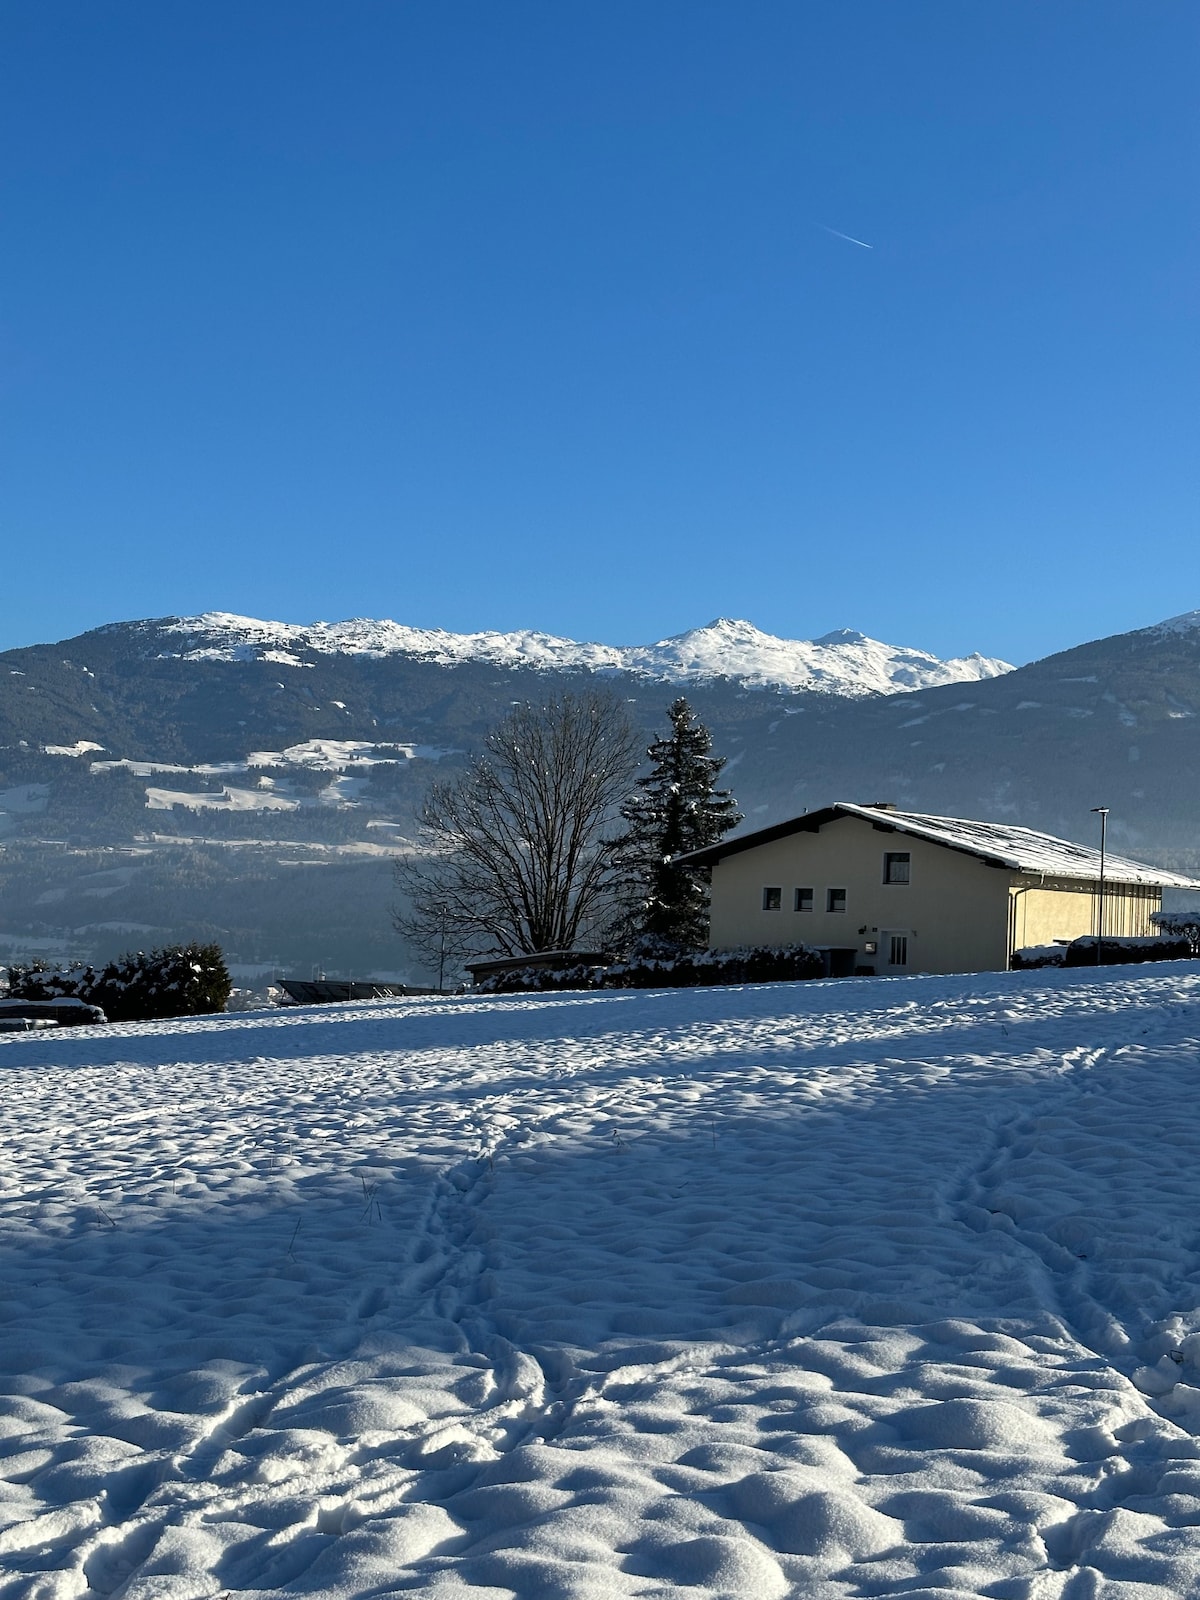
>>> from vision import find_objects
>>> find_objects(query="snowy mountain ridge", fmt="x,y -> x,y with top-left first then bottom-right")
1148,609 -> 1200,637
145,611 -> 1013,697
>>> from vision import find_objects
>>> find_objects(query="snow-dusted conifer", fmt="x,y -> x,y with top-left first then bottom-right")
614,697 -> 742,950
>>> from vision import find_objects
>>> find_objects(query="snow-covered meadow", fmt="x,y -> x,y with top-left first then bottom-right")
4,966 -> 1200,1598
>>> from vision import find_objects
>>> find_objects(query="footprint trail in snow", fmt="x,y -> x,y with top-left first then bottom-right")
1,965 -> 1200,1596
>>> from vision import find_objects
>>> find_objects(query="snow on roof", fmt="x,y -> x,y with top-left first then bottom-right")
681,802 -> 1200,888
832,805 -> 1200,887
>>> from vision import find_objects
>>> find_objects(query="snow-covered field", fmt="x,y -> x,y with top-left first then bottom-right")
4,965 -> 1200,1598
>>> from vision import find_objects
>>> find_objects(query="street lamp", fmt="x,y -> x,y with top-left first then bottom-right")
1091,807 -> 1109,965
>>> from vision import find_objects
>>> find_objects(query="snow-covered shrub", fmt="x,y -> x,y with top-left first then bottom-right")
5,959 -> 99,1004
474,961 -> 609,995
7,943 -> 232,1021
1011,944 -> 1068,969
1062,935 -> 1191,967
471,939 -> 823,994
602,941 -> 823,989
1151,913 -> 1200,957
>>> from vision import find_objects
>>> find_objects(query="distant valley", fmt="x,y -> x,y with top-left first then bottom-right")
0,610 -> 1196,984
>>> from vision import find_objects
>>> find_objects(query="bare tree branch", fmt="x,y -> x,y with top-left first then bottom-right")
394,691 -> 639,975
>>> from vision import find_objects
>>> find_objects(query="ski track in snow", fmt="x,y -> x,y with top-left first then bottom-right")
2,967 -> 1200,1597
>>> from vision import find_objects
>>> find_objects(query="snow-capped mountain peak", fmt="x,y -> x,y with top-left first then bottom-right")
813,627 -> 869,646
146,612 -> 1013,697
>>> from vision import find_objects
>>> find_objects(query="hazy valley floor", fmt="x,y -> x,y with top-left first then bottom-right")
3,966 -> 1200,1597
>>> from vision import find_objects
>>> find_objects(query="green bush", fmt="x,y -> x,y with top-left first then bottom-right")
7,942 -> 232,1021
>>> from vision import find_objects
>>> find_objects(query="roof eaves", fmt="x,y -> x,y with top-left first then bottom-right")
672,806 -> 839,868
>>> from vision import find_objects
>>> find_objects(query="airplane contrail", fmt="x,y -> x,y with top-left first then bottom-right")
820,225 -> 874,250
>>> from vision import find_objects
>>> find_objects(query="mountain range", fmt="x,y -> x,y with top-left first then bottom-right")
141,612 -> 1012,696
0,609 -> 1196,982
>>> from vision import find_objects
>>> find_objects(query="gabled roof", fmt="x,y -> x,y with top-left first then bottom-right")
675,802 -> 1200,889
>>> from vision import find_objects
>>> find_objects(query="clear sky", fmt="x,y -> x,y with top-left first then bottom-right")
3,2 -> 1196,664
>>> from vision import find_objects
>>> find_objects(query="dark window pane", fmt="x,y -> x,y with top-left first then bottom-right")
827,888 -> 846,913
884,852 -> 911,884
762,886 -> 782,911
794,887 -> 813,912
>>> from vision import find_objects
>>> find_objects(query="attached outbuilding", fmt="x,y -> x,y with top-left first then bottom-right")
676,802 -> 1200,977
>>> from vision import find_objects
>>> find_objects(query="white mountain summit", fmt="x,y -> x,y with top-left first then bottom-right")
149,612 -> 1014,697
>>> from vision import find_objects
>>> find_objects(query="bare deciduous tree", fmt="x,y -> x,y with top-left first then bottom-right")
394,691 -> 640,973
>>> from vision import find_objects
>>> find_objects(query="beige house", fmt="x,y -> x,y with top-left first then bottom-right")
677,802 -> 1200,977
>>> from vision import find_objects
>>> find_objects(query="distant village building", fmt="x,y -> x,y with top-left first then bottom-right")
677,802 -> 1200,977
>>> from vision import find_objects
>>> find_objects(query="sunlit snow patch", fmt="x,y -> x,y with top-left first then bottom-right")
3,968 -> 1200,1596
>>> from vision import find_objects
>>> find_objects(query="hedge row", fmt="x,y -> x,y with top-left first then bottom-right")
1012,935 -> 1193,970
6,942 -> 232,1022
1063,935 -> 1191,967
475,943 -> 823,994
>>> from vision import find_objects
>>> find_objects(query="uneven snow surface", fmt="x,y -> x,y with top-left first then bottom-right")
146,614 -> 1014,697
4,966 -> 1200,1598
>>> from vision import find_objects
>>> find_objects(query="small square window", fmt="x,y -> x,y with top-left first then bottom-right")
762,886 -> 782,911
884,851 -> 911,884
827,887 -> 846,913
794,887 -> 813,912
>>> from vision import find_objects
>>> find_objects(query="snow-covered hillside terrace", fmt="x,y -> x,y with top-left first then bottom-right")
143,612 -> 1014,697
29,738 -> 456,817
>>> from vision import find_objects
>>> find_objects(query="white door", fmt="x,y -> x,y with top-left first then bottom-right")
881,931 -> 911,973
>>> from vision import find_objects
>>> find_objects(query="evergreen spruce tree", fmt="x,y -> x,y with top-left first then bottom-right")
614,698 -> 742,949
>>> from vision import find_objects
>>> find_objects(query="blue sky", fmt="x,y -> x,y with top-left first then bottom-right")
3,2 -> 1196,664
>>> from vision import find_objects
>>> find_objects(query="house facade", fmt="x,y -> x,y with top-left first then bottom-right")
677,802 -> 1200,977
